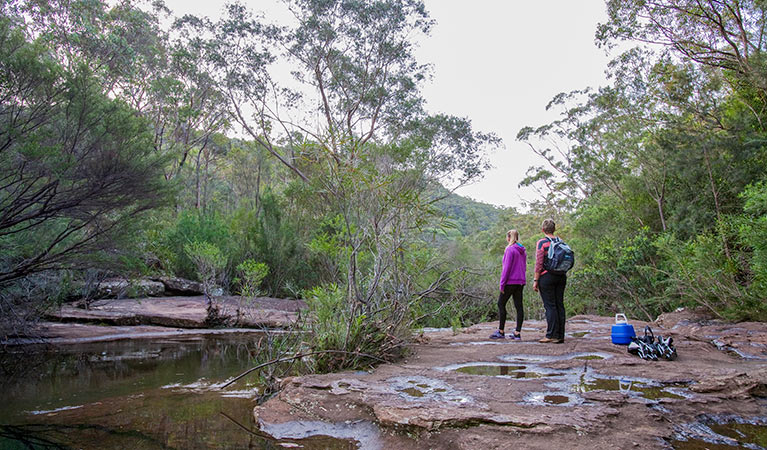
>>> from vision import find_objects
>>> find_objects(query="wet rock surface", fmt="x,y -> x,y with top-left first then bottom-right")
253,312 -> 767,449
5,296 -> 304,345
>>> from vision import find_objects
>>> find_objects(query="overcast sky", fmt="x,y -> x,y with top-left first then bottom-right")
163,0 -> 612,210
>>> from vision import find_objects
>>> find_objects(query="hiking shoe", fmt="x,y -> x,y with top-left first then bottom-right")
509,333 -> 521,341
489,330 -> 505,339
553,338 -> 565,344
539,337 -> 555,343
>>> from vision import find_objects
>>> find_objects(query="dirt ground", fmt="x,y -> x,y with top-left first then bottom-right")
251,311 -> 767,449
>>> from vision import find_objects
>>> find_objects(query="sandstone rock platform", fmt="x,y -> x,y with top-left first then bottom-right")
4,296 -> 304,345
251,312 -> 767,449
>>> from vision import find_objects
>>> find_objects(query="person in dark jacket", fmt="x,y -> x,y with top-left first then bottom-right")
490,229 -> 527,339
533,218 -> 567,343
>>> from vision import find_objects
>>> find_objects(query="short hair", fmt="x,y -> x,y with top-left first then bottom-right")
542,219 -> 556,234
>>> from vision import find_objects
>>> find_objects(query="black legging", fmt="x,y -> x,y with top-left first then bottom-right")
498,284 -> 524,333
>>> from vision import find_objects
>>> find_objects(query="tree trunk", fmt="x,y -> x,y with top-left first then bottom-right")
702,146 -> 732,261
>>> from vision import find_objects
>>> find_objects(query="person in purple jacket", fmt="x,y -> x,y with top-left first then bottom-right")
490,229 -> 527,339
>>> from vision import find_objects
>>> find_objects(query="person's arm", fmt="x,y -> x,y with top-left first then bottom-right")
499,246 -> 514,291
533,240 -> 545,291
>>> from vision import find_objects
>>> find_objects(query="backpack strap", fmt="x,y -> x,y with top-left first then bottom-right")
547,237 -> 561,259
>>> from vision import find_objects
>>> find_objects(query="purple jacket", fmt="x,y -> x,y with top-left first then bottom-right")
500,243 -> 527,290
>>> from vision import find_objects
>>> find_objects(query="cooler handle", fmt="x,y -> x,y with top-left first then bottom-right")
615,313 -> 628,324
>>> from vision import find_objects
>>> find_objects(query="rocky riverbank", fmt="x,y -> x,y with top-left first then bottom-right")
250,311 -> 767,449
5,297 -> 767,449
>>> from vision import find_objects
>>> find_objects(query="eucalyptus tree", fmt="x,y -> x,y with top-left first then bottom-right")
176,0 -> 499,360
597,0 -> 767,127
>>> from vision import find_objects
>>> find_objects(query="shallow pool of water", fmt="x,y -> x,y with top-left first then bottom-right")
573,376 -> 686,400
0,335 -> 359,449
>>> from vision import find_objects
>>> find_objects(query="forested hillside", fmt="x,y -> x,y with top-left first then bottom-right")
431,185 -> 504,237
1,0 -> 766,369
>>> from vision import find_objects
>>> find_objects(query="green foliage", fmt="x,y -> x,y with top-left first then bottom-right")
163,211 -> 232,281
183,240 -> 226,297
253,191 -> 312,296
736,181 -> 767,308
307,214 -> 349,284
302,284 -> 407,372
568,227 -> 666,321
235,259 -> 269,298
430,185 -> 504,237
654,232 -> 760,320
0,13 -> 171,287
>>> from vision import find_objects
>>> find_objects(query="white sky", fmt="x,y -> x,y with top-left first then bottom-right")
163,0 -> 612,210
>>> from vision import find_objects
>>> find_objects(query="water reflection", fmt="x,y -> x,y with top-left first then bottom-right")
0,335 -> 349,449
0,336 -> 266,421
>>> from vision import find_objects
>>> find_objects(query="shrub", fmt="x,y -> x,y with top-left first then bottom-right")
166,211 -> 232,281
302,284 -> 408,372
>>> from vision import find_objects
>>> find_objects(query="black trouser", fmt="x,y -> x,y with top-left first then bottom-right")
498,284 -> 524,333
539,272 -> 567,339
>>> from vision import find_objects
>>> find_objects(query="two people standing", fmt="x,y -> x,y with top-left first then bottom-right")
490,219 -> 568,343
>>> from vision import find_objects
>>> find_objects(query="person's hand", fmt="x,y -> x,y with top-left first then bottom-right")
533,280 -> 539,292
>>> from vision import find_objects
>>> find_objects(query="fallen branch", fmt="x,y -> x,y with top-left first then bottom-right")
220,349 -> 396,389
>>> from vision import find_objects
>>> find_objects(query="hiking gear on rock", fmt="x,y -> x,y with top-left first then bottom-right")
611,313 -> 637,345
656,335 -> 678,360
509,332 -> 521,341
627,326 -> 677,361
489,330 -> 505,339
544,237 -> 575,274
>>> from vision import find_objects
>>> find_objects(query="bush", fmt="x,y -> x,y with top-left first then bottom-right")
738,181 -> 767,303
302,284 -> 408,372
184,241 -> 226,298
235,260 -> 269,298
655,232 -> 759,320
568,228 -> 667,321
165,211 -> 233,281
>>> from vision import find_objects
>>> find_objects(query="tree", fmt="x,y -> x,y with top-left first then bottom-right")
170,0 -> 499,367
0,16 -> 170,285
597,0 -> 767,125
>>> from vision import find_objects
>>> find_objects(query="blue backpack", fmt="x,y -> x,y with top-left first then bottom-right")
544,237 -> 575,274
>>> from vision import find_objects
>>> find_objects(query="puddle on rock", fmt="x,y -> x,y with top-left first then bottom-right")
499,352 -> 612,364
258,419 -> 383,450
573,376 -> 686,400
440,362 -> 565,379
543,395 -> 570,405
389,376 -> 472,404
455,364 -> 563,379
568,332 -> 590,338
569,373 -> 687,400
572,355 -> 604,360
518,367 -> 692,407
669,414 -> 767,449
524,392 -> 581,407
709,422 -> 767,447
